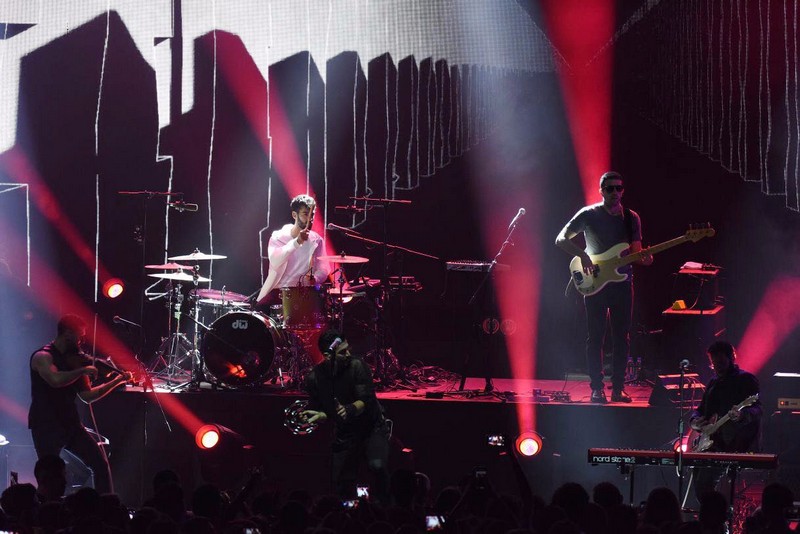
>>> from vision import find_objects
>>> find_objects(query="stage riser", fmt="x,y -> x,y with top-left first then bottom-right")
91,391 -> 683,505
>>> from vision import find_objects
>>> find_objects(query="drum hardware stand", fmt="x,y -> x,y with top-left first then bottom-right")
165,268 -> 208,392
335,199 -> 439,390
275,329 -> 316,390
150,282 -> 195,382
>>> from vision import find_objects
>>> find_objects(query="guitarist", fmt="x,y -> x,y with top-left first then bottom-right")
556,171 -> 653,403
688,341 -> 762,498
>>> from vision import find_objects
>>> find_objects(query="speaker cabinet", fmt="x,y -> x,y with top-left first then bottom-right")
660,305 -> 725,383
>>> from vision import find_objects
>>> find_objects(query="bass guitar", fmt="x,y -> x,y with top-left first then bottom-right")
691,394 -> 759,452
569,225 -> 715,296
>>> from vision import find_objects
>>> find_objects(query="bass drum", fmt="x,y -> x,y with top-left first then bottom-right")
202,311 -> 286,387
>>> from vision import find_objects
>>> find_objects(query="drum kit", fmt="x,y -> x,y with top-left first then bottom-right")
147,248 -> 373,390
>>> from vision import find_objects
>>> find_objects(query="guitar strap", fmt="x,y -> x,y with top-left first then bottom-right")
623,207 -> 634,242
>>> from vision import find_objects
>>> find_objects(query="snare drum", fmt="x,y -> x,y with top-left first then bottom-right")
202,311 -> 286,387
280,285 -> 328,329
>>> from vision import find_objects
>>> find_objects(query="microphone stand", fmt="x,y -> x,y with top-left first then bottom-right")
454,216 -> 519,397
328,217 -> 439,390
677,360 -> 688,507
117,190 -> 185,347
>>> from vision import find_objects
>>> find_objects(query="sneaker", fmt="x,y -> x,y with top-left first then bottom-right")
590,389 -> 608,403
611,389 -> 632,403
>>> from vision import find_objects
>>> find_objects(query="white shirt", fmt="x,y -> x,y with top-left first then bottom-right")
258,224 -> 330,299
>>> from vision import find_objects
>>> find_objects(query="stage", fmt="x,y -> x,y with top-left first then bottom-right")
85,376 -> 690,506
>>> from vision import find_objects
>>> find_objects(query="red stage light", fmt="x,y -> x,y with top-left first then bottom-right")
102,278 -> 125,299
673,436 -> 690,453
195,425 -> 221,450
515,432 -> 543,457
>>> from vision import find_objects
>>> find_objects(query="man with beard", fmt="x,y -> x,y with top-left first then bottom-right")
689,341 -> 762,499
256,194 -> 331,305
29,314 -> 129,494
556,171 -> 653,403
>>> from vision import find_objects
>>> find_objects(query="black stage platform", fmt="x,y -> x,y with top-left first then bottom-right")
85,377 -> 696,506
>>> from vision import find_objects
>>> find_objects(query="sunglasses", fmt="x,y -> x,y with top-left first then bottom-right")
603,185 -> 624,193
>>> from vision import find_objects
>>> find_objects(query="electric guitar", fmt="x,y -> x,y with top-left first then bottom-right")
691,394 -> 759,452
569,225 -> 716,296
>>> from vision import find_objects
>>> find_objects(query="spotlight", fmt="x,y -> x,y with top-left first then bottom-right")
515,432 -> 543,457
673,432 -> 692,453
0,434 -> 9,446
102,278 -> 125,299
194,424 -> 252,451
194,424 -> 256,489
195,424 -> 222,450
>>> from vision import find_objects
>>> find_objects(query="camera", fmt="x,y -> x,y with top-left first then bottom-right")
487,434 -> 505,447
356,485 -> 370,499
425,515 -> 445,531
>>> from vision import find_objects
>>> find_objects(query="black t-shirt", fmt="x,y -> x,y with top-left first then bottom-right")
564,203 -> 643,276
304,356 -> 382,440
28,343 -> 89,433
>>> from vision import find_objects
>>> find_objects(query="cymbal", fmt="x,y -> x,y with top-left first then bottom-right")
144,262 -> 192,270
327,288 -> 355,296
198,298 -> 250,307
168,251 -> 227,261
193,289 -> 249,302
318,254 -> 369,264
148,272 -> 212,283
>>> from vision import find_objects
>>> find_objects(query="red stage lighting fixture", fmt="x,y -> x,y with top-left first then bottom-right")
515,432 -> 543,457
102,278 -> 125,299
195,424 -> 221,450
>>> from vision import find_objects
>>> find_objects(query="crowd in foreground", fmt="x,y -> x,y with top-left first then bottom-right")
0,453 -> 798,534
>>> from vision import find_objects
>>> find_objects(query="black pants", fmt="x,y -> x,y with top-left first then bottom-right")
331,420 -> 390,504
31,425 -> 113,494
585,280 -> 633,391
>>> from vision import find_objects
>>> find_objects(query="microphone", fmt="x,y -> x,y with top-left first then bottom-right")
113,316 -> 142,329
328,337 -> 343,353
327,223 -> 351,232
335,205 -> 366,213
508,208 -> 526,230
679,359 -> 691,370
167,201 -> 199,212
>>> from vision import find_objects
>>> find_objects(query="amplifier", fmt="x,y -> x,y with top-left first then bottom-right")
778,398 -> 800,410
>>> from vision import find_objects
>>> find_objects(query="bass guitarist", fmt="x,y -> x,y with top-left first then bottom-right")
556,171 -> 653,403
688,341 -> 762,499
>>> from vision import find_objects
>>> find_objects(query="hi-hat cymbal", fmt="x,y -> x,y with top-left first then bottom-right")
317,254 -> 369,264
148,272 -> 212,283
168,251 -> 227,261
144,262 -> 192,270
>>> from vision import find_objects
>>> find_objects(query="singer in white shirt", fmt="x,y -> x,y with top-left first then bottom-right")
256,195 -> 331,304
